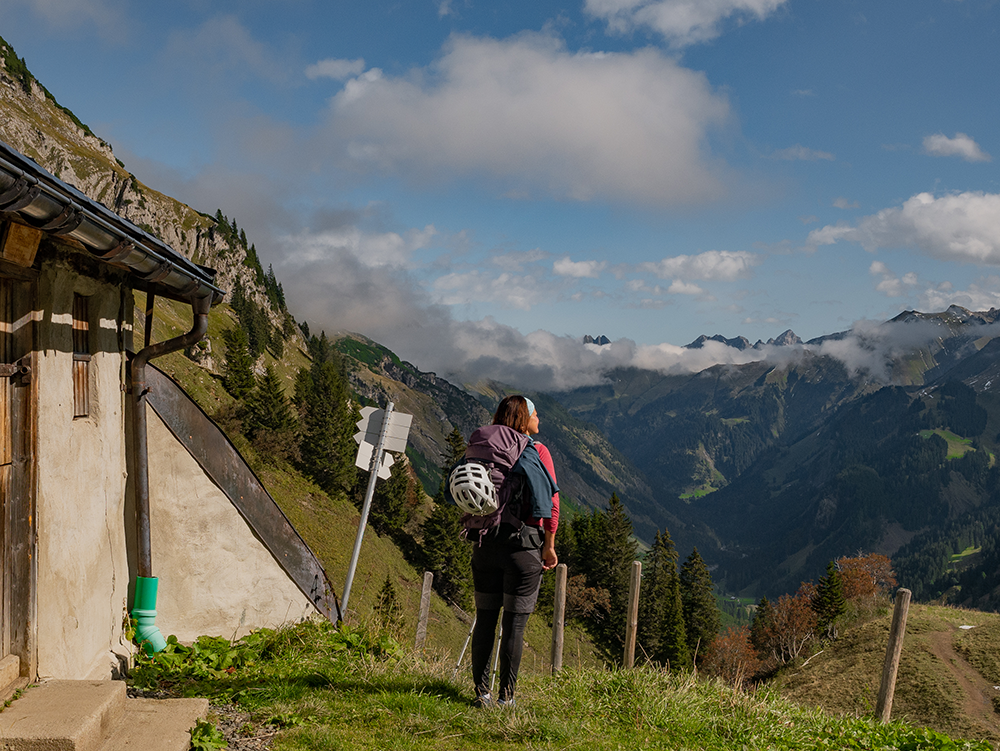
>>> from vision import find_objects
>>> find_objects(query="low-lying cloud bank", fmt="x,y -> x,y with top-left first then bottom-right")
279,230 -> 992,392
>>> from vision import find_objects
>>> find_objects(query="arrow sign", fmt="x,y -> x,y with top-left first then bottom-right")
343,401 -> 412,617
354,406 -> 412,453
355,442 -> 394,479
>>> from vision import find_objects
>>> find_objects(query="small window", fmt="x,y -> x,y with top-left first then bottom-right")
73,294 -> 91,418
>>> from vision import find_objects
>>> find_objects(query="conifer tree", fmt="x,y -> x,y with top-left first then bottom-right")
658,561 -> 690,669
812,561 -> 847,640
374,574 -> 403,634
422,425 -> 472,607
638,531 -> 670,658
370,461 -> 413,535
222,326 -> 254,399
749,596 -> 774,660
420,502 -> 472,608
588,493 -> 637,655
434,427 -> 467,503
295,334 -> 357,497
680,547 -> 721,665
243,364 -> 298,462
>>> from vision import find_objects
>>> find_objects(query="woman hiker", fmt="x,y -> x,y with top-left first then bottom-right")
450,394 -> 559,708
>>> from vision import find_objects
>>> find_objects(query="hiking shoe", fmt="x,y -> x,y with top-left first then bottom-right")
473,692 -> 492,708
497,697 -> 516,709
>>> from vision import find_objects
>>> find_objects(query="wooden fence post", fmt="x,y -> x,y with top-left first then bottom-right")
624,560 -> 641,668
551,563 -> 568,674
415,571 -> 433,652
876,588 -> 911,722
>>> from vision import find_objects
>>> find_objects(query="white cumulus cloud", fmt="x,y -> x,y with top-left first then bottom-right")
806,191 -> 1000,264
922,133 -> 991,163
323,32 -> 731,206
639,250 -> 759,281
306,58 -> 366,80
584,0 -> 789,47
553,257 -> 607,278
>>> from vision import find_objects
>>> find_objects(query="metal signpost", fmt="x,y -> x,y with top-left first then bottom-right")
341,402 -> 412,617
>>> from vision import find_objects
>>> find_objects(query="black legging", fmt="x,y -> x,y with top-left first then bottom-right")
471,608 -> 531,700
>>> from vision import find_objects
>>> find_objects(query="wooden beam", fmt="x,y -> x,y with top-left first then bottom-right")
0,222 -> 42,268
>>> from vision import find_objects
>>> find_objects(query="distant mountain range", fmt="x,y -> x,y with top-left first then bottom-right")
685,329 -> 803,350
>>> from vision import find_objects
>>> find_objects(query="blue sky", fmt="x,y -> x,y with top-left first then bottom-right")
2,0 -> 999,389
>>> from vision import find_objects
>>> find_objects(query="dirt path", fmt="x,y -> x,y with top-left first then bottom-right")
926,626 -> 1000,740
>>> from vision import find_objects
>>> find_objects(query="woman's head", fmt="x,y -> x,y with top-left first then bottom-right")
493,395 -> 538,435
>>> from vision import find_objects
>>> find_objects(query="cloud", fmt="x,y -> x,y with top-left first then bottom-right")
490,249 -> 549,271
281,224 -> 437,269
583,0 -> 789,47
919,277 -> 1000,312
833,197 -> 859,209
553,257 -> 607,278
3,0 -> 129,36
666,280 -> 704,295
164,15 -> 294,85
806,191 -> 1000,264
869,261 -> 917,298
769,145 -> 835,161
322,32 -> 731,206
922,133 -> 992,163
639,250 -> 759,281
432,270 -> 545,311
277,219 -> 1000,392
306,58 -> 366,81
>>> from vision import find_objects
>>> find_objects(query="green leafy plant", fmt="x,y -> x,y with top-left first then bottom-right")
189,719 -> 226,751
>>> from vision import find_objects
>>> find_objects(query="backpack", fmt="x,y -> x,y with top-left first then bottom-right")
445,425 -> 530,540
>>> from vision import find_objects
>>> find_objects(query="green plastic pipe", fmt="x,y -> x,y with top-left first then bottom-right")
132,576 -> 167,654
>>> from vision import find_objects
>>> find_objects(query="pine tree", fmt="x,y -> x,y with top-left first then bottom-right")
680,547 -> 721,665
243,364 -> 298,462
638,532 -> 670,658
296,335 -> 357,497
374,574 -> 403,634
647,528 -> 689,669
435,427 -> 467,503
812,561 -> 847,640
222,326 -> 254,399
588,493 -> 637,656
370,460 -> 413,535
749,596 -> 774,660
422,426 -> 472,607
421,503 -> 472,608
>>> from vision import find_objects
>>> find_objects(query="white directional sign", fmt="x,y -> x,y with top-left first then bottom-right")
355,441 -> 395,479
353,406 -> 412,453
344,401 -> 413,616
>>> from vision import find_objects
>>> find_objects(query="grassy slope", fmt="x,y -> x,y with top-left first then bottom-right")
134,619 -> 991,751
777,603 -> 1000,745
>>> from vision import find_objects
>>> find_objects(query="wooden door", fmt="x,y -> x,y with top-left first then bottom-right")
0,276 -> 9,666
0,272 -> 35,681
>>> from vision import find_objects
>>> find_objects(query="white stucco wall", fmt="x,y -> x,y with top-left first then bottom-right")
32,255 -> 316,680
146,411 -> 317,641
34,259 -> 131,680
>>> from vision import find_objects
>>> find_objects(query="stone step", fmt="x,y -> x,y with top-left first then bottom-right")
0,680 -> 209,751
101,697 -> 210,751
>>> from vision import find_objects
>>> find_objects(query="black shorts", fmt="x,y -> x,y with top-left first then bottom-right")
471,541 -> 544,614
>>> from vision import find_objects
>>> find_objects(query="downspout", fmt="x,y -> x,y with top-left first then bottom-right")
130,292 -> 212,653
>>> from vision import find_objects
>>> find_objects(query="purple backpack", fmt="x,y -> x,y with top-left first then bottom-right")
456,425 -> 529,540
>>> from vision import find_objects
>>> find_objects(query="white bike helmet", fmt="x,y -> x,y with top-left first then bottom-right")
449,462 -> 498,516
